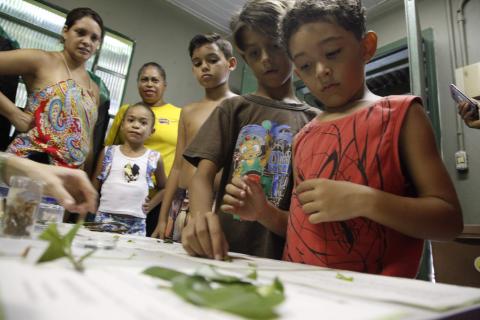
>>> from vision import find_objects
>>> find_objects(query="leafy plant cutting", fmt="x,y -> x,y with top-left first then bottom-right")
36,223 -> 95,272
143,265 -> 285,319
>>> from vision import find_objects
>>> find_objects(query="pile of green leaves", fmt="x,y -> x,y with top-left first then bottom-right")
37,223 -> 95,272
143,265 -> 285,319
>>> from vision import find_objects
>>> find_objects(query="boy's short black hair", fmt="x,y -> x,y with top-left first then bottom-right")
229,0 -> 294,52
281,0 -> 366,56
137,62 -> 166,82
188,33 -> 233,59
124,102 -> 156,130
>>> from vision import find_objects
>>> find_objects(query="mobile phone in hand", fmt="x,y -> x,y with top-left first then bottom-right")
450,84 -> 479,120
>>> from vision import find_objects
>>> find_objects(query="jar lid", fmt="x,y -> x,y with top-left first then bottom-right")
41,196 -> 59,205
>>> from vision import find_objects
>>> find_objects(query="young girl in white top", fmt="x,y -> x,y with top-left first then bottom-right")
92,103 -> 166,236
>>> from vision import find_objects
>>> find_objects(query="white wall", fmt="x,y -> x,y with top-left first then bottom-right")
368,0 -> 480,224
46,0 -> 245,107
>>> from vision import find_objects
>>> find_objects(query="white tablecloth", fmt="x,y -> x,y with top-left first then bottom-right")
0,224 -> 479,320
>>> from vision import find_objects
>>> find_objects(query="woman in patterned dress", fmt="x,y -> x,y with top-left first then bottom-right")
0,7 -> 104,169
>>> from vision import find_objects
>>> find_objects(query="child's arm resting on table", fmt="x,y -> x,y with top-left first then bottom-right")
296,102 -> 462,241
221,175 -> 288,237
182,159 -> 229,260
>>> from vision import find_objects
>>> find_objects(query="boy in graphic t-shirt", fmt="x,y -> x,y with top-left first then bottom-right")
181,0 -> 318,260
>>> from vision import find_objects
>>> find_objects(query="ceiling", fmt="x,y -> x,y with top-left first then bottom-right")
163,0 -> 403,34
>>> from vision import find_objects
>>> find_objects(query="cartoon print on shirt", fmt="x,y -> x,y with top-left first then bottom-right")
124,163 -> 140,182
238,135 -> 264,175
232,120 -> 293,207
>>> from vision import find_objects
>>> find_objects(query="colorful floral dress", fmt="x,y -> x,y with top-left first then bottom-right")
7,78 -> 97,168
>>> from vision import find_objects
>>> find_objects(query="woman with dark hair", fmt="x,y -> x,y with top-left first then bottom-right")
0,7 -> 104,169
105,62 -> 181,234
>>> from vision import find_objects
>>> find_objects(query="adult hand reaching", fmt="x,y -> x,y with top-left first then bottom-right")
2,154 -> 98,217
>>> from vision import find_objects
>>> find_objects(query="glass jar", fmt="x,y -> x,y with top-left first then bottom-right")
1,176 -> 43,237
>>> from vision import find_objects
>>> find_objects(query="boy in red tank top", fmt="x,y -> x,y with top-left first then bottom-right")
223,0 -> 462,277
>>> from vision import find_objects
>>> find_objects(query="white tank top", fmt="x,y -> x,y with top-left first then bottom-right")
98,146 -> 152,218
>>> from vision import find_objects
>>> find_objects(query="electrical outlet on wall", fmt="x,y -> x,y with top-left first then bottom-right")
455,150 -> 468,171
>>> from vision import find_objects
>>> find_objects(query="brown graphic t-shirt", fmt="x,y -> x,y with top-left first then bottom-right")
184,94 -> 318,259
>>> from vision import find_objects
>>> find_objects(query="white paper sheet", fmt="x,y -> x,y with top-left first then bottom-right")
1,228 -> 479,320
267,269 -> 480,311
0,261 -> 402,320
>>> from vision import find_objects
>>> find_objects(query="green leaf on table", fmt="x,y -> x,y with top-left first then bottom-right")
143,265 -> 285,319
247,269 -> 258,280
63,223 -> 82,248
37,223 -> 94,272
173,278 -> 279,319
143,266 -> 185,281
336,272 -> 354,282
254,277 -> 285,312
197,265 -> 251,284
37,223 -> 70,262
77,249 -> 96,265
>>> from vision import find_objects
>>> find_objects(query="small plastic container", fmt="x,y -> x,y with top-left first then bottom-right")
35,201 -> 64,228
1,176 -> 43,237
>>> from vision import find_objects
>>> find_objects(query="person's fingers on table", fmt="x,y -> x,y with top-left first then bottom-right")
182,221 -> 205,257
195,213 -> 215,258
221,230 -> 229,259
205,211 -> 226,260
